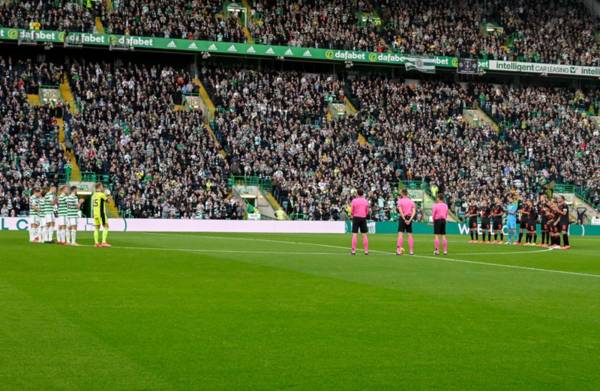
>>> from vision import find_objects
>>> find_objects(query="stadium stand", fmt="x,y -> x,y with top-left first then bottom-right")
65,60 -> 242,219
104,0 -> 246,42
0,56 -> 67,217
0,0 -> 99,32
0,1 -> 596,65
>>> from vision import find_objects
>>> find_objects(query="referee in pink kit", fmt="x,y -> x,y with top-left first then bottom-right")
350,189 -> 369,255
432,193 -> 449,256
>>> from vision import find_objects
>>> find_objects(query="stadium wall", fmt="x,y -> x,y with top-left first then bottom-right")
2,218 -> 600,236
343,221 -> 600,236
0,218 -> 345,234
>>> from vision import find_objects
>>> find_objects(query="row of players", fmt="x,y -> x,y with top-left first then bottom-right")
463,194 -> 571,249
29,185 -> 83,245
29,183 -> 112,247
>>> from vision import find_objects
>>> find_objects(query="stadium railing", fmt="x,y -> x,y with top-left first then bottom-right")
228,176 -> 273,192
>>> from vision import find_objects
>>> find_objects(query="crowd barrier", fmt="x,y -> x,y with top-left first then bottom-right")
0,217 -> 345,234
1,218 -> 598,236
344,221 -> 600,236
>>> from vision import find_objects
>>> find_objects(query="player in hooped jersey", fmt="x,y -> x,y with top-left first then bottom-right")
66,186 -> 82,246
28,188 -> 43,243
350,189 -> 369,255
432,194 -> 449,256
396,189 -> 416,255
57,186 -> 70,245
42,185 -> 57,243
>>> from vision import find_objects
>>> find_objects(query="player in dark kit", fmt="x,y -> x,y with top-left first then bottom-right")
525,200 -> 538,245
547,200 -> 562,248
480,200 -> 492,243
555,196 -> 571,249
517,199 -> 530,245
465,202 -> 479,242
539,195 -> 550,247
492,198 -> 504,243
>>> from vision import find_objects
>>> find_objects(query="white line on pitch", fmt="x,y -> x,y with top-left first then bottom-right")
81,245 -> 358,257
141,233 -> 600,279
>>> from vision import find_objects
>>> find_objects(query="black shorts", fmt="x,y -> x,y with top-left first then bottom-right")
468,219 -> 478,229
493,219 -> 503,230
481,219 -> 491,230
398,219 -> 413,233
352,217 -> 368,234
433,219 -> 446,235
520,220 -> 528,229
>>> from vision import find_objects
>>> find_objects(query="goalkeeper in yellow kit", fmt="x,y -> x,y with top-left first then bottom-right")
92,183 -> 112,248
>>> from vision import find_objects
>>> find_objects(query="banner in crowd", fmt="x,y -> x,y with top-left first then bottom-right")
0,27 -> 456,68
0,217 -> 346,233
344,221 -> 600,236
483,60 -> 600,77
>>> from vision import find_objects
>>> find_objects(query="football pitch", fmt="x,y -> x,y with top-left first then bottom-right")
1,231 -> 599,390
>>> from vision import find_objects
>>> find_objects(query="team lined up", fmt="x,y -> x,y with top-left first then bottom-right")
28,183 -> 113,248
28,185 -> 82,245
464,195 -> 571,249
349,190 -> 572,255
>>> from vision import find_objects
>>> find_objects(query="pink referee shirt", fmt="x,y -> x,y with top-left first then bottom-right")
432,202 -> 448,220
397,196 -> 415,218
351,197 -> 369,218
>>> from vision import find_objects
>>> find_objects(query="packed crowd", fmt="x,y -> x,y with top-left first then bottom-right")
0,56 -> 66,217
1,1 -> 597,65
203,66 -> 408,220
67,60 -> 242,219
477,84 -> 600,207
2,54 -> 598,220
104,0 -> 245,42
0,0 -> 99,32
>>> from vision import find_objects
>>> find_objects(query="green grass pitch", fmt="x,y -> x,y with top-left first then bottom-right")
1,231 -> 599,390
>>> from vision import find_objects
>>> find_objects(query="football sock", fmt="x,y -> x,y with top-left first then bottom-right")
533,233 -> 537,244
434,238 -> 440,251
351,235 -> 357,252
518,232 -> 523,243
408,236 -> 414,253
487,232 -> 491,241
500,233 -> 504,241
562,234 -> 569,247
442,238 -> 447,253
362,235 -> 368,253
397,236 -> 403,251
65,229 -> 71,243
470,231 -> 474,240
102,227 -> 108,243
494,233 -> 498,241
94,227 -> 100,244
71,229 -> 77,244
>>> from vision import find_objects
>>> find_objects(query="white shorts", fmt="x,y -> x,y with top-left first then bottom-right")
43,214 -> 54,224
57,216 -> 69,226
29,215 -> 41,226
68,217 -> 78,227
